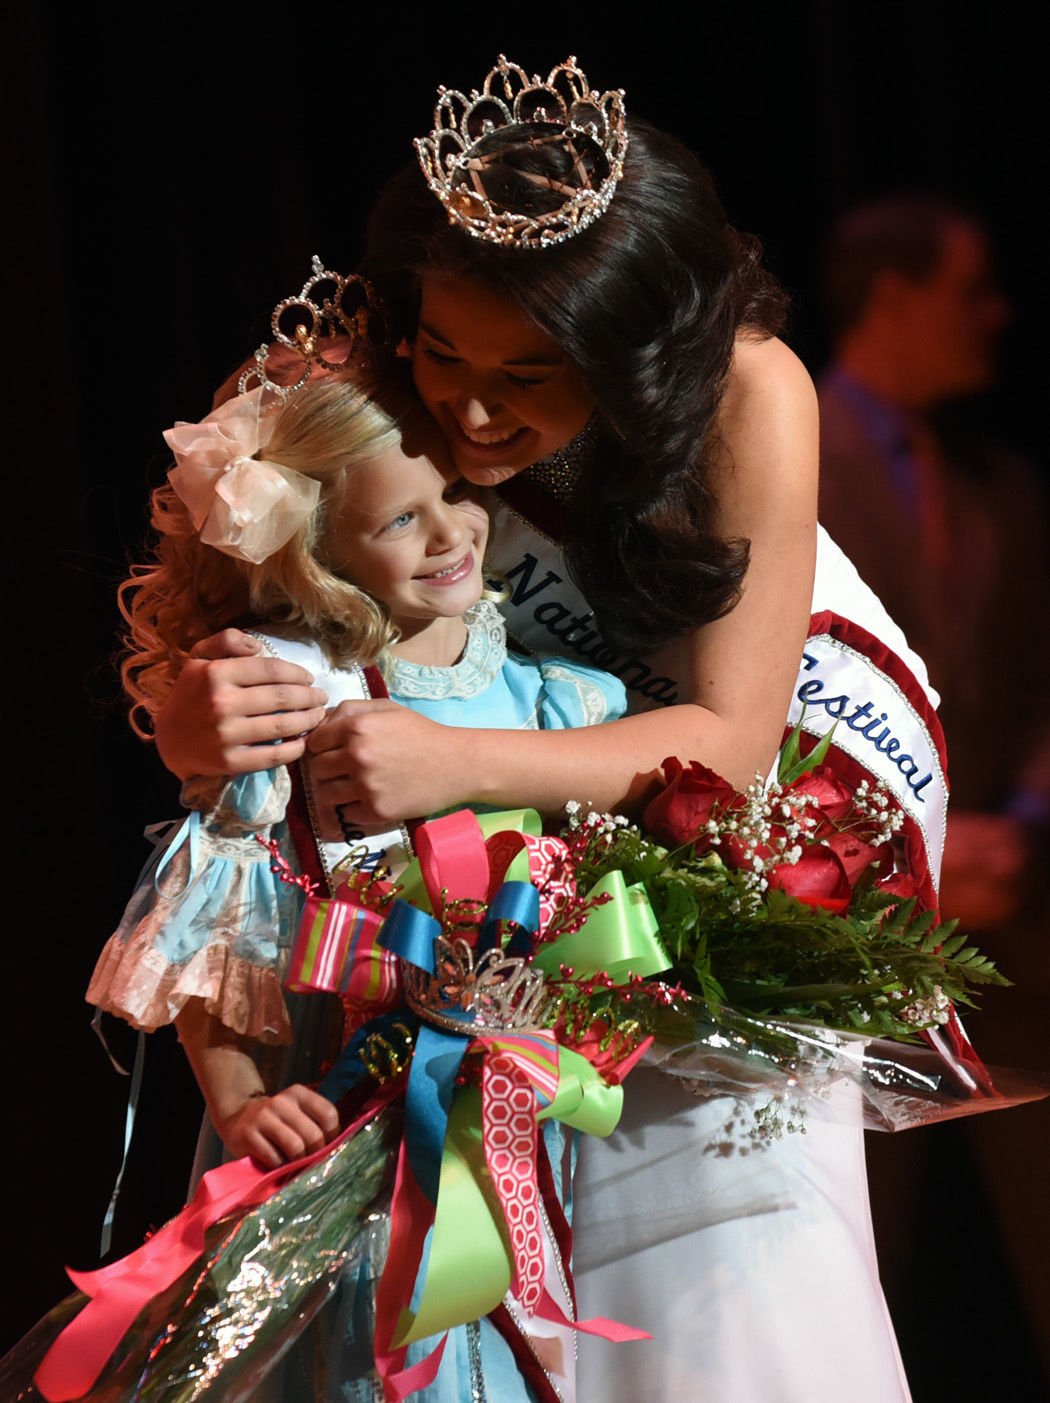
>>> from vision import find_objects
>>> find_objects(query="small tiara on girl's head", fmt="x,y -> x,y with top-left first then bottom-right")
165,257 -> 390,565
237,256 -> 388,401
415,55 -> 628,250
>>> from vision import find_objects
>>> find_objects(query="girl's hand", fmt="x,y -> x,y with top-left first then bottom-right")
215,1084 -> 341,1168
306,699 -> 472,836
154,630 -> 329,779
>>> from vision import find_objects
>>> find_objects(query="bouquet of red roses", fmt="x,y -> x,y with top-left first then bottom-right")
552,732 -> 1045,1132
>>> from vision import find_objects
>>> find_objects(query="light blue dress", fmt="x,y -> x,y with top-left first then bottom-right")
380,598 -> 624,735
86,599 -> 625,1403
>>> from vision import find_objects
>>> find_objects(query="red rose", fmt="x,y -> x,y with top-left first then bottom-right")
823,831 -> 890,885
767,845 -> 852,912
643,757 -> 741,851
875,869 -> 925,903
783,765 -> 855,837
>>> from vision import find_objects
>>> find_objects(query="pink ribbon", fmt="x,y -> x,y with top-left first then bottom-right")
372,1138 -> 447,1401
35,1084 -> 400,1401
164,387 -> 321,565
481,1051 -> 547,1313
415,808 -> 492,920
484,829 -> 578,932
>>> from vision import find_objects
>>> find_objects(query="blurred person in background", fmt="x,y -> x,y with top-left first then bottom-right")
819,195 -> 1049,927
817,194 -> 1050,1399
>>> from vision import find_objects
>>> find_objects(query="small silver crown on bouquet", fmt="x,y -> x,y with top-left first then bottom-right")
404,936 -> 552,1034
415,55 -> 628,249
238,256 -> 387,401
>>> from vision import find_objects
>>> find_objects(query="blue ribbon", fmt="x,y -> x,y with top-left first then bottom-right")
478,880 -> 539,959
404,1026 -> 470,1204
374,883 -> 541,1206
378,899 -> 468,1204
379,899 -> 442,971
317,1009 -> 419,1105
152,812 -> 200,894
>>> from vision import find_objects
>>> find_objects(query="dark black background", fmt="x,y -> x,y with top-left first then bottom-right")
6,5 -> 1048,1399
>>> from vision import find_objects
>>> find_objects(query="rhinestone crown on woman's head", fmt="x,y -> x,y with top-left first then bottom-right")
415,55 -> 628,249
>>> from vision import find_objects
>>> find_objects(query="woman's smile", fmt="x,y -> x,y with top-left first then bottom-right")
454,422 -> 527,447
412,273 -> 594,486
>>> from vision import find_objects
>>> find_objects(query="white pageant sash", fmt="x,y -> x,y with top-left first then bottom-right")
489,502 -> 948,893
488,501 -> 680,706
787,629 -> 947,888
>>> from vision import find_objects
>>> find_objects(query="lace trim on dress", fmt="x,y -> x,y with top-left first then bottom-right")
181,770 -> 291,836
378,599 -> 508,700
538,660 -> 615,728
87,930 -> 293,1044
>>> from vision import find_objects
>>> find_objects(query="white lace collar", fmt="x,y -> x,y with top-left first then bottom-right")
378,599 -> 507,700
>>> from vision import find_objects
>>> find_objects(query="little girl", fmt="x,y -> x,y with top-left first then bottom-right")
81,366 -> 626,1400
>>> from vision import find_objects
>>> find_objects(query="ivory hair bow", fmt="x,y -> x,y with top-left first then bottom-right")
164,388 -> 320,565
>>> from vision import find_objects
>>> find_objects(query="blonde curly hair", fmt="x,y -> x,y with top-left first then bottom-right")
120,374 -> 407,738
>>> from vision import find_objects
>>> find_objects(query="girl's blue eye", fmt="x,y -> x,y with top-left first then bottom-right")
387,511 -> 413,531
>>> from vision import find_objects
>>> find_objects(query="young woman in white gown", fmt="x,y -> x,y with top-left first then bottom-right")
149,56 -> 934,1401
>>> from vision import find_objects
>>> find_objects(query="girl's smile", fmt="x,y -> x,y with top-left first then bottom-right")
327,409 -> 489,666
414,552 -> 477,585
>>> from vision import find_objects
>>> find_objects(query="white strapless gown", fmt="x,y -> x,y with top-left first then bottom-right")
571,533 -> 920,1401
572,1071 -> 910,1401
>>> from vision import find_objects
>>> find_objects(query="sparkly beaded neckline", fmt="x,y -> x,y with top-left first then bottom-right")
378,600 -> 507,700
521,417 -> 599,502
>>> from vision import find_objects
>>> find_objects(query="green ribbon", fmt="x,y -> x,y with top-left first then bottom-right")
397,1046 -> 623,1345
390,807 -> 669,1345
532,869 -> 670,981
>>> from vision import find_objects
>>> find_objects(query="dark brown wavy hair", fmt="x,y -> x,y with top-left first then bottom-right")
360,117 -> 788,653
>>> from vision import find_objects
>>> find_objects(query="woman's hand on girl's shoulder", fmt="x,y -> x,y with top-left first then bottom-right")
216,1083 -> 340,1168
153,630 -> 330,780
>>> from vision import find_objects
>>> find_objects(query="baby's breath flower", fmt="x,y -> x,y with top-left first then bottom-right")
899,985 -> 951,1027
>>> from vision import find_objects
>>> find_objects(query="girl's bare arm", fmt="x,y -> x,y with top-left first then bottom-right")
175,1000 -> 339,1167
